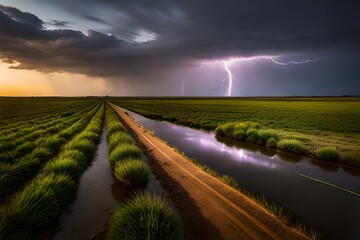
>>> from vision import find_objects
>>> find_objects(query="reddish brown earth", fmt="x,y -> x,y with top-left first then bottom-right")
110,102 -> 310,240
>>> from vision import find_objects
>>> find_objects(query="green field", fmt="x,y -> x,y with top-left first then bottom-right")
111,97 -> 360,165
0,98 -> 181,238
0,97 -> 105,238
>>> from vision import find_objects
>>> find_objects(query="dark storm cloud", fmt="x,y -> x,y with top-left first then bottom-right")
46,20 -> 71,28
0,4 -> 43,28
0,1 -> 359,81
82,14 -> 109,25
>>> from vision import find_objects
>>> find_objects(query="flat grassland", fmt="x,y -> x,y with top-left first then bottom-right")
112,97 -> 360,161
0,97 -> 102,201
0,97 -> 105,238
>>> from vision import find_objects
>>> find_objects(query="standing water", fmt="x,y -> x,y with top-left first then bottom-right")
53,124 -> 167,239
119,106 -> 360,240
53,125 -> 117,240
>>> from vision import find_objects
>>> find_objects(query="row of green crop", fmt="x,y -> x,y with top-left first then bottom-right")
105,104 -> 181,240
0,100 -> 98,157
0,102 -> 102,203
215,121 -> 360,167
0,100 -> 95,134
0,101 -> 96,144
0,102 -> 105,239
105,104 -> 149,185
0,104 -> 87,142
0,98 -> 96,127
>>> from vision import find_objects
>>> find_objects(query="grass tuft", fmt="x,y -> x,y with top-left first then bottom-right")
0,174 -> 77,238
107,122 -> 127,140
43,136 -> 66,153
64,138 -> 96,159
314,146 -> 340,162
277,139 -> 307,155
109,144 -> 142,169
16,142 -> 35,156
108,132 -> 134,154
246,128 -> 258,143
43,158 -> 81,179
106,193 -> 182,240
232,129 -> 246,141
266,137 -> 277,148
30,147 -> 52,163
58,149 -> 87,163
114,159 -> 150,185
74,131 -> 99,143
343,152 -> 360,167
257,130 -> 279,145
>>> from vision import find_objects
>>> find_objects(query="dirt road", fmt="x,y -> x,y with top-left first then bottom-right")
110,102 -> 309,240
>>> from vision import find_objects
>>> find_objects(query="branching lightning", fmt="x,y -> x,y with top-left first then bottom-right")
223,60 -> 233,97
270,57 -> 317,66
182,56 -> 318,96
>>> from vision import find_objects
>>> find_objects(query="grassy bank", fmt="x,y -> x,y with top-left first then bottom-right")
111,98 -> 360,167
215,121 -> 359,166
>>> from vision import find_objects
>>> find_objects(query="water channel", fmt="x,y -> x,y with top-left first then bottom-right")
119,106 -> 360,240
52,124 -> 167,239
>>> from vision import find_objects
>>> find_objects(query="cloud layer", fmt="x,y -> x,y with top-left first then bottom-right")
0,1 -> 359,95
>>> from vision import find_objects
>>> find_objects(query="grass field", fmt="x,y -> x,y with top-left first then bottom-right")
0,97 -> 357,238
0,98 -> 104,238
111,97 -> 360,165
0,98 -> 103,203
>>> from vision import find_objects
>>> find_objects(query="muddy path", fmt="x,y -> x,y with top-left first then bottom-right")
109,102 -> 309,240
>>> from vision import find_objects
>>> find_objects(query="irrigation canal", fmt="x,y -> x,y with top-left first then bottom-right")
52,124 -> 168,239
119,106 -> 360,240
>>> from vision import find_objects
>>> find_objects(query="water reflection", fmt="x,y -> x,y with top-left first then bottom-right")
342,166 -> 360,176
119,106 -> 360,240
277,151 -> 303,163
198,137 -> 278,169
111,181 -> 147,202
309,159 -> 339,172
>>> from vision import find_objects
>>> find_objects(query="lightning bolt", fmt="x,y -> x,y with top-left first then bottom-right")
221,56 -> 318,96
270,57 -> 317,65
182,56 -> 318,97
223,60 -> 233,97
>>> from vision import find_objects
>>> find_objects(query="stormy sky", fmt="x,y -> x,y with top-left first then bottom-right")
0,0 -> 359,96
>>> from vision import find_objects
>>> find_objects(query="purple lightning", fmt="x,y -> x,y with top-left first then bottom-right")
223,60 -> 233,97
182,56 -> 317,96
270,57 -> 317,65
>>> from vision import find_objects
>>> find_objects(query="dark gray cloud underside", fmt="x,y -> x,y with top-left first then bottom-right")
46,20 -> 71,28
0,1 -> 359,95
